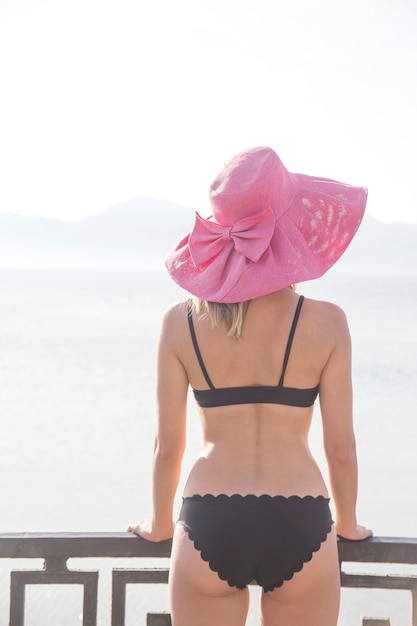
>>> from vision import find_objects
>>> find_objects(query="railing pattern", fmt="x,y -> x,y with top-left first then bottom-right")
0,533 -> 416,625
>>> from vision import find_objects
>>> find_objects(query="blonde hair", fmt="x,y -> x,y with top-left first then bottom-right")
191,298 -> 250,340
191,284 -> 297,339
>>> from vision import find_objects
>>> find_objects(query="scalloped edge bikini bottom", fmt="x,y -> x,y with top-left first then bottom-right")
178,493 -> 333,592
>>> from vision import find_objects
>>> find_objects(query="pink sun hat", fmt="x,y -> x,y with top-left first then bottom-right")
165,146 -> 367,303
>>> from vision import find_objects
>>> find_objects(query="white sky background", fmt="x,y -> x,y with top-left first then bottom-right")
0,0 -> 416,223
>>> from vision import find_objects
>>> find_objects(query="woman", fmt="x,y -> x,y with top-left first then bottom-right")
128,146 -> 372,625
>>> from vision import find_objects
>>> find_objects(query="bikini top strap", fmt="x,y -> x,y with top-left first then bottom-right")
187,302 -> 215,390
278,295 -> 305,387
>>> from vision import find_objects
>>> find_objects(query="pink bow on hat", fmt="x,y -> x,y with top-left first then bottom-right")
189,207 -> 275,267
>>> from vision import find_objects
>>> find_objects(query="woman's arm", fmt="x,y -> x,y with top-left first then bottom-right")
319,305 -> 372,541
128,306 -> 188,541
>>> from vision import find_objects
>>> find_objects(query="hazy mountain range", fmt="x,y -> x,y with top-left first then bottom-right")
0,197 -> 416,274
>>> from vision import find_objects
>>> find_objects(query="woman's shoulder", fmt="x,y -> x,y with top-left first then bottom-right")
160,299 -> 191,334
156,300 -> 192,353
163,299 -> 190,318
303,295 -> 346,318
302,295 -> 349,334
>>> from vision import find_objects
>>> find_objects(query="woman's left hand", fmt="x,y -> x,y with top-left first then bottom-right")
127,518 -> 174,542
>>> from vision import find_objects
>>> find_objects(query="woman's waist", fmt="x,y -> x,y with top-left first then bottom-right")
183,452 -> 328,498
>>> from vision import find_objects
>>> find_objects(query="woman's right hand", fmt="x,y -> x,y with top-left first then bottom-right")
336,523 -> 373,541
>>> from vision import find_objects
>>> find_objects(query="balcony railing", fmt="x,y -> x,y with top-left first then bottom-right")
0,533 -> 416,625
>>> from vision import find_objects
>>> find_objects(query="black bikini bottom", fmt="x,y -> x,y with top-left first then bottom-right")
178,493 -> 333,592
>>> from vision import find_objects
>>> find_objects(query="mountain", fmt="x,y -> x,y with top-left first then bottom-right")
0,198 -> 416,273
0,198 -> 195,269
333,214 -> 417,275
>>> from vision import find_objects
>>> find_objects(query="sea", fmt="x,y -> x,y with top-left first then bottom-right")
0,268 -> 416,626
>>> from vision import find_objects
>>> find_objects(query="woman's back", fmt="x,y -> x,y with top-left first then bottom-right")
166,288 -> 345,497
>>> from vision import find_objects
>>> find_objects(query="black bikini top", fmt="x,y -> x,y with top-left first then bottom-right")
187,295 -> 320,408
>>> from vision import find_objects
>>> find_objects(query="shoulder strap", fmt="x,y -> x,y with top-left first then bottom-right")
278,295 -> 305,387
187,303 -> 215,390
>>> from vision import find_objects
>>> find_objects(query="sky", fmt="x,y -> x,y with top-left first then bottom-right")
0,0 -> 416,223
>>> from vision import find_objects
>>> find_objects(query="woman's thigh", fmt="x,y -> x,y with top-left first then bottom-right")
169,523 -> 250,626
260,528 -> 340,626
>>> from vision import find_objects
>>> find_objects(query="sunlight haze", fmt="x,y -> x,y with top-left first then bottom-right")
0,0 -> 416,223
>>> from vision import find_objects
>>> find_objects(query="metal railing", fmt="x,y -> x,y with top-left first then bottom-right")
0,533 -> 416,625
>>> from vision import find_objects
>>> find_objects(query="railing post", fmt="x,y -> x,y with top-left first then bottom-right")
9,555 -> 98,626
9,571 -> 25,626
147,614 -> 172,625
